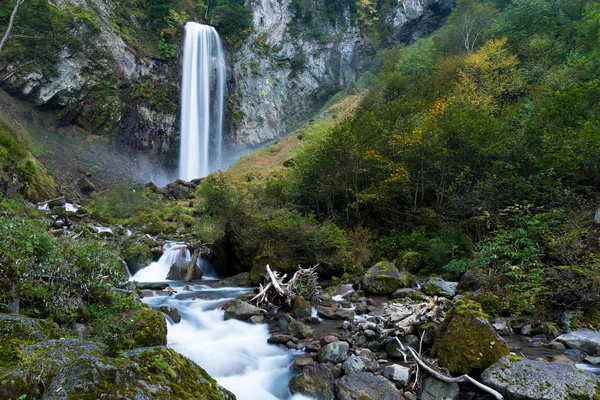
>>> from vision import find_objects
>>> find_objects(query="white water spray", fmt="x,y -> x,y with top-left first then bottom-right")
179,22 -> 226,181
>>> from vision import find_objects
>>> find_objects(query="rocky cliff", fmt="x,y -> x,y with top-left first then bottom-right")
0,0 -> 451,170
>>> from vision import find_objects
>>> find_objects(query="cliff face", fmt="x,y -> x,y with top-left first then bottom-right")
0,0 -> 451,165
230,0 -> 451,147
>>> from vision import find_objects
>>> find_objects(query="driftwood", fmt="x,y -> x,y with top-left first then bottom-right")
379,296 -> 449,336
184,248 -> 200,282
251,264 -> 320,307
393,337 -> 504,400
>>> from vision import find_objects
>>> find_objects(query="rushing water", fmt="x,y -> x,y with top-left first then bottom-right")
131,245 -> 310,399
179,22 -> 226,181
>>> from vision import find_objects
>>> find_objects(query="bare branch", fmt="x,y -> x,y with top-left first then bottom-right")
0,0 -> 25,53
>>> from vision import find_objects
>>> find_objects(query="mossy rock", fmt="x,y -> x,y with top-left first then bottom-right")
432,299 -> 509,374
131,307 -> 167,348
212,272 -> 252,288
2,339 -> 235,399
361,262 -> 413,295
123,243 -> 152,275
250,263 -> 267,286
0,250 -> 19,313
401,251 -> 424,274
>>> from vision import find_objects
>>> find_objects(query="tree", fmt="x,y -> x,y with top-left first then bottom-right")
451,0 -> 498,53
0,0 -> 24,53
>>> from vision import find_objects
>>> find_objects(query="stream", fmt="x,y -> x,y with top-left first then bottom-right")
130,243 -> 311,400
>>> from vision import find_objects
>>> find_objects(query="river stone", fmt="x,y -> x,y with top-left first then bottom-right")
334,372 -> 400,400
293,296 -> 312,319
420,377 -> 460,400
289,319 -> 313,339
432,299 -> 509,374
342,354 -> 369,374
223,299 -> 262,321
317,306 -> 355,321
212,272 -> 252,288
268,334 -> 298,345
361,262 -> 413,295
289,364 -> 334,400
481,355 -> 599,400
317,341 -> 349,364
166,260 -> 203,281
158,305 -> 181,323
555,329 -> 600,355
422,277 -> 458,298
383,364 -> 412,385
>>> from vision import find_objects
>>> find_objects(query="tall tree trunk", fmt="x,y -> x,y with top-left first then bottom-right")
0,0 -> 24,54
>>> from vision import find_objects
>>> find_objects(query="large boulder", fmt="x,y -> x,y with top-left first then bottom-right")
166,260 -> 203,281
223,299 -> 263,321
334,372 -> 399,400
431,299 -> 509,374
555,329 -> 600,356
317,306 -> 355,321
212,272 -> 252,288
481,355 -> 599,400
1,341 -> 235,400
422,277 -> 458,298
288,364 -> 334,400
361,262 -> 413,295
317,341 -> 349,364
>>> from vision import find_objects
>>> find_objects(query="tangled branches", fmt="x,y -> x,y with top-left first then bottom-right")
251,265 -> 320,308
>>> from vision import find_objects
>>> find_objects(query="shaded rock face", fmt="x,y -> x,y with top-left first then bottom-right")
432,299 -> 509,374
361,262 -> 413,295
288,364 -> 334,400
230,0 -> 453,147
334,372 -> 399,400
482,355 -> 599,400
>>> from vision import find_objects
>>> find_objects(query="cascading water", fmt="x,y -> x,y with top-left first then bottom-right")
179,22 -> 226,181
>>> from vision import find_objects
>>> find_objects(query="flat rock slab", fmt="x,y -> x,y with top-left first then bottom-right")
482,355 -> 599,400
335,372 -> 399,400
555,329 -> 600,355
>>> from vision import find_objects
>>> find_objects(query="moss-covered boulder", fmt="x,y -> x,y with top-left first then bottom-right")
401,251 -> 424,274
131,307 -> 168,348
431,299 -> 509,374
212,272 -> 252,288
422,277 -> 458,298
1,340 -> 235,400
361,262 -> 413,295
0,251 -> 19,313
123,242 -> 153,275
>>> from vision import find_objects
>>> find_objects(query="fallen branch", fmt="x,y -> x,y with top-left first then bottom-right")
250,265 -> 320,308
394,338 -> 503,400
184,248 -> 199,282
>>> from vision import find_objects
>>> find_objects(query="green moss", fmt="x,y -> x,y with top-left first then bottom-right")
509,354 -> 522,362
432,299 -> 509,374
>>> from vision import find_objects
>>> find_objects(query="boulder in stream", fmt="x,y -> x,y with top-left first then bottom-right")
334,372 -> 400,400
159,305 -> 182,323
481,355 -> 600,400
223,299 -> 263,321
317,341 -> 349,364
432,299 -> 509,374
166,260 -> 203,281
288,364 -> 334,400
420,377 -> 460,400
555,328 -> 600,355
212,272 -> 252,288
360,262 -> 413,295
422,277 -> 458,298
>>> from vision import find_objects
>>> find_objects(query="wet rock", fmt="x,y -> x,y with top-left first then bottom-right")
354,302 -> 368,315
521,324 -> 533,336
431,299 -> 509,374
555,329 -> 600,355
585,355 -> 600,365
158,305 -> 181,323
420,377 -> 460,400
317,341 -> 349,364
564,349 -> 585,363
166,260 -> 203,281
268,334 -> 298,345
293,296 -> 312,319
341,354 -> 369,374
422,277 -> 457,298
334,372 -> 400,400
289,364 -> 334,400
361,262 -> 413,295
212,272 -> 252,288
383,364 -> 412,385
355,348 -> 375,361
292,357 -> 316,369
481,355 -> 599,400
289,319 -> 313,339
223,299 -> 262,321
317,306 -> 355,321
249,315 -> 265,323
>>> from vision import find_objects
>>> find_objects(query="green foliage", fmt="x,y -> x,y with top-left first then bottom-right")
89,185 -> 155,225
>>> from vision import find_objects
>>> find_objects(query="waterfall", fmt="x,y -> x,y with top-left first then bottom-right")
179,22 -> 226,181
